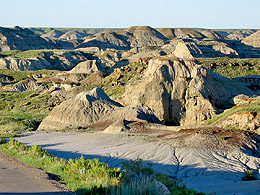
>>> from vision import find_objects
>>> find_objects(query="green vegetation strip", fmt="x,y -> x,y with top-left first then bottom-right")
196,57 -> 260,79
207,102 -> 260,126
0,49 -> 76,58
0,90 -> 57,134
0,138 -> 208,195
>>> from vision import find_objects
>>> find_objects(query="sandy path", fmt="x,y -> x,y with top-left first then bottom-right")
0,153 -> 75,194
17,132 -> 260,195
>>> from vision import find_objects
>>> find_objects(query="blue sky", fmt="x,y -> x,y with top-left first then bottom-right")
0,0 -> 259,29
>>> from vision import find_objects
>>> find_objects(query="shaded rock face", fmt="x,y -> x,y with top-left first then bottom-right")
233,75 -> 260,95
38,88 -> 160,130
242,31 -> 260,48
120,43 -> 255,125
0,26 -> 56,52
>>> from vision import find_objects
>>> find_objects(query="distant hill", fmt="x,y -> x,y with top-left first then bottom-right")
0,26 -> 57,52
29,27 -> 123,39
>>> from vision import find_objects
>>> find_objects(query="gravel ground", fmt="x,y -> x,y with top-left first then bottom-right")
0,153 -> 76,194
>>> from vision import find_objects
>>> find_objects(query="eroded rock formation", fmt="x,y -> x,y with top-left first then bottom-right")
38,88 -> 160,130
120,42 -> 255,125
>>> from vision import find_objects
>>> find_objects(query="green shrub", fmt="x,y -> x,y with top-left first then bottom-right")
121,158 -> 153,182
242,169 -> 258,181
0,137 -> 6,144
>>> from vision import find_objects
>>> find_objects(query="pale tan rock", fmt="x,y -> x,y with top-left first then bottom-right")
242,31 -> 260,48
120,45 -> 255,125
201,29 -> 223,40
212,44 -> 238,56
173,41 -> 194,59
2,80 -> 44,92
227,33 -> 247,40
233,94 -> 250,105
103,120 -> 128,133
38,88 -> 119,130
68,60 -> 100,74
0,57 -> 51,71
38,88 -> 160,131
216,111 -> 260,131
126,26 -> 167,48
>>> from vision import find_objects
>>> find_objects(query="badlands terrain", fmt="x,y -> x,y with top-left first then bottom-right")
1,26 -> 260,194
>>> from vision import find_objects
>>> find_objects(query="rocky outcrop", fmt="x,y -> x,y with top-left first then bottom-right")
212,43 -> 238,56
78,26 -> 168,51
36,73 -> 88,88
0,74 -> 14,87
2,80 -> 44,92
227,33 -> 247,41
162,40 -> 203,57
119,42 -> 255,125
41,30 -> 64,39
157,28 -> 176,39
68,60 -> 104,74
242,31 -> 260,48
59,30 -> 85,40
81,71 -> 104,85
215,111 -> 260,132
158,28 -> 205,39
0,26 -> 57,52
0,50 -> 87,71
38,88 -> 160,130
201,29 -> 223,40
79,31 -> 130,50
38,88 -> 120,130
172,41 -> 194,59
0,57 -> 52,71
126,26 -> 168,48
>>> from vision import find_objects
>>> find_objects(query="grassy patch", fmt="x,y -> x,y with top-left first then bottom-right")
0,49 -> 76,58
81,61 -> 147,100
0,89 -> 61,135
0,69 -> 58,82
196,57 -> 260,79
